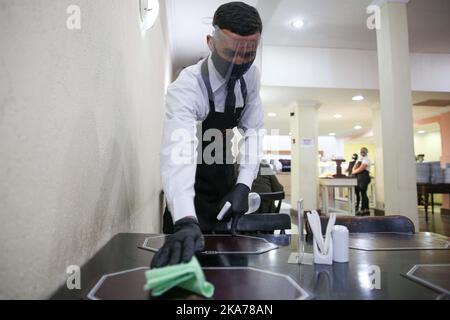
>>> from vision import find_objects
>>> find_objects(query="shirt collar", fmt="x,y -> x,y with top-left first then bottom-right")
207,55 -> 227,93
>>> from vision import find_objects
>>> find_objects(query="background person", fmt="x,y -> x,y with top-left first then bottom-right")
352,147 -> 371,216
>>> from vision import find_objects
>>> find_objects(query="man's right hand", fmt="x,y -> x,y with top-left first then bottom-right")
150,217 -> 204,269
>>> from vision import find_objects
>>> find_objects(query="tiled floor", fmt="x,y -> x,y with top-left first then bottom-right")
418,206 -> 450,237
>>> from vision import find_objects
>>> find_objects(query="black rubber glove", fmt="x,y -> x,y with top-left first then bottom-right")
220,183 -> 250,235
150,217 -> 204,269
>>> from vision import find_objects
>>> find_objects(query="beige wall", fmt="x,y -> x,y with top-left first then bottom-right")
0,0 -> 171,299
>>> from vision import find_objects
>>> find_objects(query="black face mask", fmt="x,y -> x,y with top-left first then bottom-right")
211,48 -> 255,81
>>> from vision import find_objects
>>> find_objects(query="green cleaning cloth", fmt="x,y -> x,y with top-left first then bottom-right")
144,257 -> 214,298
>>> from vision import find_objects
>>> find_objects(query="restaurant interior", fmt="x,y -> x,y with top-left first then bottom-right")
1,0 -> 449,301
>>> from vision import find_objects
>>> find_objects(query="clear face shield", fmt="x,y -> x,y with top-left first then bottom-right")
209,26 -> 261,81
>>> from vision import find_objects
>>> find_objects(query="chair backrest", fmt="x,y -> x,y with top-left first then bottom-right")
258,191 -> 285,213
305,214 -> 415,236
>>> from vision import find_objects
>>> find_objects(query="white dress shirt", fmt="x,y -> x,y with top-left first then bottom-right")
161,56 -> 264,223
359,155 -> 371,172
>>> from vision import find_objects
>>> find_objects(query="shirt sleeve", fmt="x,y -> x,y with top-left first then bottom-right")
361,157 -> 371,171
160,71 -> 200,223
236,67 -> 264,189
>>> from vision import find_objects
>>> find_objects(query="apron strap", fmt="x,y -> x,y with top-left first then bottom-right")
239,77 -> 248,106
201,60 -> 215,112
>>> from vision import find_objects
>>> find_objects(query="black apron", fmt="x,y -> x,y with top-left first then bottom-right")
356,170 -> 371,191
163,60 -> 248,233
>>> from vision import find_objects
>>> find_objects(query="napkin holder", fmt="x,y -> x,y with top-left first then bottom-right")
307,210 -> 335,265
313,236 -> 333,265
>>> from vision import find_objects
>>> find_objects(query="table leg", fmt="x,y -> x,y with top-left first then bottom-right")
321,186 -> 325,213
350,187 -> 355,216
325,186 -> 329,216
431,193 -> 434,215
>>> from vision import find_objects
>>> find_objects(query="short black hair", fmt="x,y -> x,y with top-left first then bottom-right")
213,2 -> 263,36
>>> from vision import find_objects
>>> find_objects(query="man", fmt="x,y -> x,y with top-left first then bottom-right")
152,2 -> 264,268
352,147 -> 371,216
346,153 -> 359,213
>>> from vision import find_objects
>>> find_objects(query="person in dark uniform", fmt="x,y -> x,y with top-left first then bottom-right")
153,2 -> 264,268
251,161 -> 284,213
352,147 -> 372,216
346,153 -> 358,177
346,153 -> 359,213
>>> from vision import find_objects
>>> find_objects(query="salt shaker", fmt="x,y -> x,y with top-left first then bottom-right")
332,225 -> 349,263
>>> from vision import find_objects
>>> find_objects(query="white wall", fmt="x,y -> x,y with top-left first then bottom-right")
263,135 -> 291,152
411,53 -> 450,93
318,136 -> 344,160
262,46 -> 450,92
0,0 -> 171,299
262,46 -> 379,89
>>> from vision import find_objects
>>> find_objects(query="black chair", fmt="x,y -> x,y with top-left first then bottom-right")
239,213 -> 291,234
215,191 -> 290,234
305,214 -> 415,238
257,191 -> 285,213
215,213 -> 291,234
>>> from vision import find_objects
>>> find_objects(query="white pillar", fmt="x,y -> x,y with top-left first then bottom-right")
290,102 -> 320,211
375,0 -> 419,229
371,105 -> 385,211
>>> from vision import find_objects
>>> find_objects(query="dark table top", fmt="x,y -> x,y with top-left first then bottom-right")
50,233 -> 450,300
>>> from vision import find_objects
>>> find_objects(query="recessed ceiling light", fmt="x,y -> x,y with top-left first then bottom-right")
291,19 -> 305,29
333,114 -> 343,119
268,112 -> 277,117
289,132 -> 292,136
352,95 -> 365,101
354,125 -> 363,130
418,130 -> 426,134
328,133 -> 336,136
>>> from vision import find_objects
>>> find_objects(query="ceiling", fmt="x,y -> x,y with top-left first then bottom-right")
262,0 -> 376,50
262,0 -> 450,52
166,0 -> 450,71
261,87 -> 450,136
165,0 -> 450,139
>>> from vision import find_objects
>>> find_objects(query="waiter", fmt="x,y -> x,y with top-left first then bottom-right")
152,2 -> 264,268
352,147 -> 372,216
